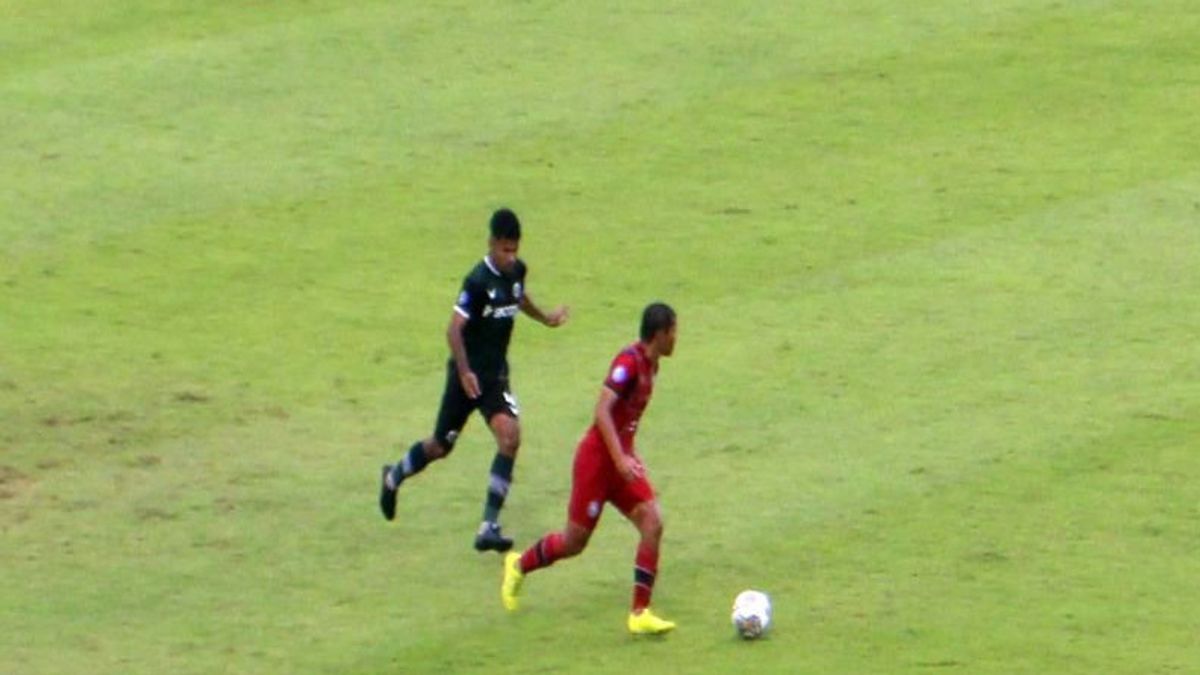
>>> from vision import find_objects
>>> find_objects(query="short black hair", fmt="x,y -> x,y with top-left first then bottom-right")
490,208 -> 521,240
640,302 -> 676,342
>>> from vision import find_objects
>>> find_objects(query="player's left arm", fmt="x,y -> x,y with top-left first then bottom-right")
519,292 -> 569,327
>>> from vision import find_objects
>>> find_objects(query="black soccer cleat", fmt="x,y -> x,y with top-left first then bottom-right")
379,464 -> 398,521
474,521 -> 514,553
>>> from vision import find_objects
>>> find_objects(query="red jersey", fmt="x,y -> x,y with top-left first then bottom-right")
583,342 -> 657,453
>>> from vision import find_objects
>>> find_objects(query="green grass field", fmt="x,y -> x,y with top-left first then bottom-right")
4,1 -> 1199,673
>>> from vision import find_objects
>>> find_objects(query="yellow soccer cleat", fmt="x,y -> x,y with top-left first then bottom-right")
501,552 -> 524,611
627,608 -> 676,635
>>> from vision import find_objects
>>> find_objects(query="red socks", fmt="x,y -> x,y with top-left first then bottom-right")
632,541 -> 658,612
519,532 -> 566,573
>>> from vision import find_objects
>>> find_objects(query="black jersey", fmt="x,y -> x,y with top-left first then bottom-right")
452,256 -> 527,375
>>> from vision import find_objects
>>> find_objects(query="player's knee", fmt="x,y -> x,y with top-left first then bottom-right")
563,528 -> 590,557
563,537 -> 587,557
500,435 -> 519,457
639,513 -> 663,542
425,437 -> 453,459
492,416 -> 520,456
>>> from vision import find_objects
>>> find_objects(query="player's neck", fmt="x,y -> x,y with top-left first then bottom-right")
639,340 -> 661,363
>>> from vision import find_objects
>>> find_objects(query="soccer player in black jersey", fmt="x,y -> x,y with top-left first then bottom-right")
378,208 -> 569,552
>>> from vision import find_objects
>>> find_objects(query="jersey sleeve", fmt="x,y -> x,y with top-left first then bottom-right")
513,260 -> 528,302
454,275 -> 486,320
603,352 -> 638,398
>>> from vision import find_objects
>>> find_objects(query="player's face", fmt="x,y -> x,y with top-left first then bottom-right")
489,237 -> 520,274
657,322 -> 678,357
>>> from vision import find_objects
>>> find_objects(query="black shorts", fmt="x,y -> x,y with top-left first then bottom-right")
433,362 -> 519,449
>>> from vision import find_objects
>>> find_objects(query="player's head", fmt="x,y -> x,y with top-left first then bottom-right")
640,302 -> 677,357
490,208 -> 521,241
488,208 -> 521,273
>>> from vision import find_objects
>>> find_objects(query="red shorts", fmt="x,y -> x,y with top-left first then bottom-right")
567,434 -> 656,530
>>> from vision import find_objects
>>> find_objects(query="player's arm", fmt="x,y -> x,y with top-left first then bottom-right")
447,311 -> 480,399
595,386 -> 641,482
519,292 -> 569,327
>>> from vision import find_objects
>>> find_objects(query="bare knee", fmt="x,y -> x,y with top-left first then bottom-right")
635,507 -> 663,544
499,432 -> 519,457
491,415 -> 521,458
640,518 -> 663,544
422,437 -> 449,460
562,525 -> 591,557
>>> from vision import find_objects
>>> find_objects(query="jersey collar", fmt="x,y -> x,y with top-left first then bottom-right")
483,256 -> 502,277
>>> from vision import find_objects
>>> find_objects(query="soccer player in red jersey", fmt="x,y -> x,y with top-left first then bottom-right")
501,302 -> 678,634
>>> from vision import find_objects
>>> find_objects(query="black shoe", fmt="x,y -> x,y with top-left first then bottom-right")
474,521 -> 513,552
379,465 -> 398,521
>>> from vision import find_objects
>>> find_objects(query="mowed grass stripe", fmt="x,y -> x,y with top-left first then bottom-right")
6,0 -> 1164,251
7,0 -> 1196,387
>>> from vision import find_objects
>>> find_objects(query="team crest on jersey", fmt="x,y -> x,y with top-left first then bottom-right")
611,365 -> 628,383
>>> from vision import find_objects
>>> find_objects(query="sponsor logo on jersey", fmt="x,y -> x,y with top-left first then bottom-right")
483,303 -> 520,319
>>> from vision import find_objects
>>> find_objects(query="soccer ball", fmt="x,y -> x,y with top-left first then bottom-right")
731,589 -> 772,639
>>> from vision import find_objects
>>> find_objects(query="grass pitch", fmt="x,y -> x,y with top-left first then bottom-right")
3,1 -> 1199,673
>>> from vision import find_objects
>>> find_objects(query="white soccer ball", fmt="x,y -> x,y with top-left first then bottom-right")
731,589 -> 772,639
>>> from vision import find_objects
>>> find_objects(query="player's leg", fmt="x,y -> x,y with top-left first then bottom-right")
501,441 -> 607,611
520,519 -> 591,574
379,365 -> 474,521
617,474 -> 675,634
474,379 -> 521,551
502,520 -> 590,611
626,500 -> 664,614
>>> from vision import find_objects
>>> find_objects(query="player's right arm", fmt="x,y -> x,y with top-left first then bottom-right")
448,277 -> 484,399
446,311 -> 480,398
595,385 -> 641,482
